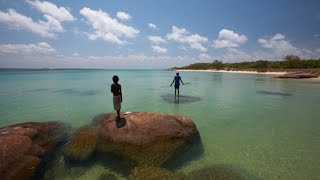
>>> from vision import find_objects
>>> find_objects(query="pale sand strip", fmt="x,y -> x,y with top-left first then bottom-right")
178,69 -> 286,75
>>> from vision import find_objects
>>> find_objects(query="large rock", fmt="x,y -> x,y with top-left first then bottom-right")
96,112 -> 199,166
0,122 -> 68,180
64,126 -> 98,161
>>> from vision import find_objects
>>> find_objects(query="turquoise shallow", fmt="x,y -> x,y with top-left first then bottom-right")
1,69 -> 320,179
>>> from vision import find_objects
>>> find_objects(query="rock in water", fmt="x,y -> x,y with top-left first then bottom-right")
130,166 -> 186,180
276,70 -> 320,79
96,112 -> 199,166
0,122 -> 68,180
64,126 -> 98,161
188,165 -> 245,180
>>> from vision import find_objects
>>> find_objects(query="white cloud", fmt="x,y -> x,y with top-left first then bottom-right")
148,23 -> 158,30
148,36 -> 166,44
179,46 -> 187,51
26,0 -> 75,22
116,11 -> 131,21
258,33 -> 302,58
79,7 -> 139,45
198,53 -> 211,60
0,9 -> 63,37
0,42 -> 55,55
167,26 -> 208,52
213,29 -> 248,48
223,48 -> 253,61
151,45 -> 167,53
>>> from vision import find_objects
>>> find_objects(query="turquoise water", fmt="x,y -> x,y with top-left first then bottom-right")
1,70 -> 320,179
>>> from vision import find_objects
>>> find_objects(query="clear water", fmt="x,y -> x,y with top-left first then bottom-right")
1,70 -> 320,179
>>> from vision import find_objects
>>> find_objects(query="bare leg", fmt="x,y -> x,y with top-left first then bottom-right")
116,110 -> 120,120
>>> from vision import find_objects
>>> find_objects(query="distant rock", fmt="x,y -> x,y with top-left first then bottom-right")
276,70 -> 320,78
96,112 -> 199,166
64,126 -> 98,161
0,122 -> 68,180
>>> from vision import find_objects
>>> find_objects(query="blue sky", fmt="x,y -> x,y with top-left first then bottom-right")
0,0 -> 319,68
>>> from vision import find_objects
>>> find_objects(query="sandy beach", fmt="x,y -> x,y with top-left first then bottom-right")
178,69 -> 320,80
178,69 -> 286,75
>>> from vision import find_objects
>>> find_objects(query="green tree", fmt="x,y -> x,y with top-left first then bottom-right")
284,55 -> 300,61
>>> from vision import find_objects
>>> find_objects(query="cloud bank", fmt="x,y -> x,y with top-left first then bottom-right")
0,42 -> 55,54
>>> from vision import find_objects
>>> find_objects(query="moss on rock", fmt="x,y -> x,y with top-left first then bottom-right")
64,126 -> 98,161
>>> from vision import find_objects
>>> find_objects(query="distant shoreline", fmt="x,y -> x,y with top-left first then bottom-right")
178,69 -> 320,80
178,69 -> 286,75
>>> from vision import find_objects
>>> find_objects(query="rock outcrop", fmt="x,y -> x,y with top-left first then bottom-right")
0,122 -> 68,180
96,112 -> 199,166
276,69 -> 320,78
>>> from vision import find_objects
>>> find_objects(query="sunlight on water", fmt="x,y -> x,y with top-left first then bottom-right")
1,70 -> 320,179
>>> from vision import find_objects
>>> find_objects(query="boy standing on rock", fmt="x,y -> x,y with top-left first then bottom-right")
111,75 -> 122,120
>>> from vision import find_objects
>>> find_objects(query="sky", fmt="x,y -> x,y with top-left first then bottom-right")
0,0 -> 319,69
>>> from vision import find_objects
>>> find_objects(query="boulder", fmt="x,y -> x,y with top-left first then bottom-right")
64,126 -> 98,161
0,122 -> 68,180
96,112 -> 199,166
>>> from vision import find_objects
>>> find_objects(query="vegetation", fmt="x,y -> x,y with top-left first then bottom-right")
177,55 -> 320,72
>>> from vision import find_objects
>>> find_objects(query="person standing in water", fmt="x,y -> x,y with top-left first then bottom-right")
170,72 -> 184,97
111,75 -> 122,120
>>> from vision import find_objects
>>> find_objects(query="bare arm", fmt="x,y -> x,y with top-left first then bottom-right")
170,77 -> 175,86
120,85 -> 122,102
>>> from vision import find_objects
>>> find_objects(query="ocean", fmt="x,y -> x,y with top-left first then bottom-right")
1,69 -> 320,179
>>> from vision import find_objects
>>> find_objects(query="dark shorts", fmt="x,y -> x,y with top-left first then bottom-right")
174,85 -> 180,89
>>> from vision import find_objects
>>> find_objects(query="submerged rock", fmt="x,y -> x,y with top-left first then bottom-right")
187,165 -> 244,180
96,112 -> 199,166
129,166 -> 186,180
0,122 -> 68,180
64,126 -> 98,161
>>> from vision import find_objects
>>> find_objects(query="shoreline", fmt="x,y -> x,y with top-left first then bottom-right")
178,69 -> 320,79
178,69 -> 286,75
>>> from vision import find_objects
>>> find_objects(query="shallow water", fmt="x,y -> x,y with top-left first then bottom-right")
1,70 -> 320,179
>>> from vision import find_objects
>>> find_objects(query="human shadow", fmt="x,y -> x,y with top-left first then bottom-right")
116,118 -> 126,128
256,90 -> 292,97
161,94 -> 202,104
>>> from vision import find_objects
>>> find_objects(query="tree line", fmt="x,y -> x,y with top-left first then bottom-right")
177,55 -> 320,72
